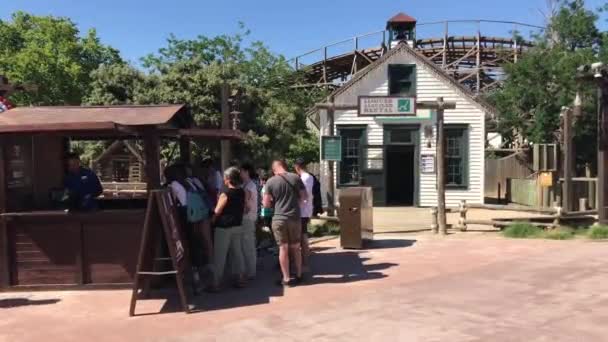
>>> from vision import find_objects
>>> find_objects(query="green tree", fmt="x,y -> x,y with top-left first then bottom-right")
88,28 -> 326,167
488,0 -> 601,167
0,12 -> 121,105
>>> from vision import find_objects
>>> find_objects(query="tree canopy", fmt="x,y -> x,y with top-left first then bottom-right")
488,0 -> 605,167
0,11 -> 122,105
86,28 -> 326,166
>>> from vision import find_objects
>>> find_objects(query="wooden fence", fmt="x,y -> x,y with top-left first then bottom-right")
506,177 -> 597,210
485,152 -> 534,202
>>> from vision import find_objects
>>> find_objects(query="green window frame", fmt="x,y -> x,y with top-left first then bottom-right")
445,125 -> 469,189
388,64 -> 416,96
337,127 -> 365,186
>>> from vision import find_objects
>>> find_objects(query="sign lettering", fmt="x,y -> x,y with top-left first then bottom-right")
358,96 -> 416,116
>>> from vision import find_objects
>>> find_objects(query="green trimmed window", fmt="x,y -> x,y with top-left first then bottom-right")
445,126 -> 469,188
338,127 -> 365,185
388,64 -> 416,96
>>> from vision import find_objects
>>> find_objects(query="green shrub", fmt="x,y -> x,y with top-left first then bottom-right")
588,225 -> 608,240
309,222 -> 340,237
543,227 -> 575,240
502,222 -> 543,238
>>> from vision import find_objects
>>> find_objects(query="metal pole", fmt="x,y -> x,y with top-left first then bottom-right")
436,97 -> 448,235
220,83 -> 231,170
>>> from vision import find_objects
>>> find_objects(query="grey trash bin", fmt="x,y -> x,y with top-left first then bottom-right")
338,187 -> 373,249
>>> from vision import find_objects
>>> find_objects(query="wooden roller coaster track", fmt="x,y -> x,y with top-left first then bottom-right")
292,20 -> 544,94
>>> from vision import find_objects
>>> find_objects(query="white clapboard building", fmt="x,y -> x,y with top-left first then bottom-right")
317,13 -> 496,207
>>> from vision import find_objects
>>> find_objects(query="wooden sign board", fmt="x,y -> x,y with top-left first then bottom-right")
421,154 -> 436,174
129,190 -> 192,316
538,171 -> 554,188
358,96 -> 416,116
321,136 -> 342,161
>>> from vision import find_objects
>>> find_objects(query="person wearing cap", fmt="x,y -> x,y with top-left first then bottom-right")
294,157 -> 314,273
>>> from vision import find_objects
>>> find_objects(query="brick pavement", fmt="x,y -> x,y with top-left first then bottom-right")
1,234 -> 607,341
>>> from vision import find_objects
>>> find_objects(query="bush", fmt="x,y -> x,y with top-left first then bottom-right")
309,222 -> 340,237
588,225 -> 608,240
502,222 -> 543,238
543,227 -> 575,240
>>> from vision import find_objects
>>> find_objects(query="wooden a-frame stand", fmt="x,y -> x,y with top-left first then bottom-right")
129,190 -> 192,316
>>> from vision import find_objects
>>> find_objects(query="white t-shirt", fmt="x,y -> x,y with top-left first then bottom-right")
300,172 -> 314,218
169,181 -> 187,206
243,180 -> 258,221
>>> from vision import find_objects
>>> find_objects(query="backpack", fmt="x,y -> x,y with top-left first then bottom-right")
311,174 -> 324,216
186,180 -> 210,223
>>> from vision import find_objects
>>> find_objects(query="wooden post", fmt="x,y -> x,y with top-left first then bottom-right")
0,140 -> 9,288
220,83 -> 231,171
563,107 -> 573,213
143,131 -> 161,192
586,164 -> 595,209
431,207 -> 438,234
436,97 -> 448,235
327,96 -> 336,217
476,24 -> 482,94
599,85 -> 608,224
179,136 -> 190,164
457,200 -> 468,232
553,206 -> 562,228
442,21 -> 448,68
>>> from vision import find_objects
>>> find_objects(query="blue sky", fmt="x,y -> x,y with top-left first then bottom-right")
3,0 -> 607,65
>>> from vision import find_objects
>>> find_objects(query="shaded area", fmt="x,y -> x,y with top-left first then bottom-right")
0,298 -> 60,308
136,238 -> 415,315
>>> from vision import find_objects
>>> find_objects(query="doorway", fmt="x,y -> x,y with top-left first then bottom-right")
386,145 -> 415,206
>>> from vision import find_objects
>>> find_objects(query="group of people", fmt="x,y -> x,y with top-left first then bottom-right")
163,157 -> 321,293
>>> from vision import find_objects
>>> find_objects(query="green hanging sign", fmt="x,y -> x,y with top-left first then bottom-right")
321,136 -> 342,161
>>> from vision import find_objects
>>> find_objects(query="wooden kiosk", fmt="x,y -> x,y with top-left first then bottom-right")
0,105 -> 243,290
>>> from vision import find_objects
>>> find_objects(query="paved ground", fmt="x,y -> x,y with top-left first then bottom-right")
1,232 -> 607,342
372,207 -> 549,233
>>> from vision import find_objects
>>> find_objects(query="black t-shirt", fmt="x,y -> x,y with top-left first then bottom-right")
215,187 -> 245,228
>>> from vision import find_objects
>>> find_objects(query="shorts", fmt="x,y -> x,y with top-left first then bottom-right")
272,218 -> 302,245
301,218 -> 311,237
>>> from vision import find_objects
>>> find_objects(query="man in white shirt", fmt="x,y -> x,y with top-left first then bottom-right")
294,158 -> 314,272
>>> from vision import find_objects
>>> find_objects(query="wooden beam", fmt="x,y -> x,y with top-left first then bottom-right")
220,83 -> 231,170
327,96 -> 336,217
436,97 -> 448,235
179,136 -> 191,164
563,107 -> 574,212
0,139 -> 9,288
143,131 -> 161,192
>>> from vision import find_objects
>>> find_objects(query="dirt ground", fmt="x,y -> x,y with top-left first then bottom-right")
1,232 -> 607,342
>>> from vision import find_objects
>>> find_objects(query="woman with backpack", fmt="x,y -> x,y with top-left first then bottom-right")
206,166 -> 246,292
183,164 -> 213,271
164,164 -> 206,294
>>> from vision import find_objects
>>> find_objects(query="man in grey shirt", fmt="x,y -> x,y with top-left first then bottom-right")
263,159 -> 307,286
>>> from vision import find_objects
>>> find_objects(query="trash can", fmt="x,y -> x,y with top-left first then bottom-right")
338,187 -> 373,249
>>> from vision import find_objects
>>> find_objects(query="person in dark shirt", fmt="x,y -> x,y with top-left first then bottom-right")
207,166 -> 246,292
64,152 -> 103,211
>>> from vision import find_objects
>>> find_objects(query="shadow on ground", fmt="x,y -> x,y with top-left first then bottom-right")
0,298 -> 60,308
134,238 -> 415,315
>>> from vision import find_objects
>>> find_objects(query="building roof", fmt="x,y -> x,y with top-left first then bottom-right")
0,104 -> 245,140
326,42 -> 498,118
387,12 -> 417,24
0,105 -> 188,133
